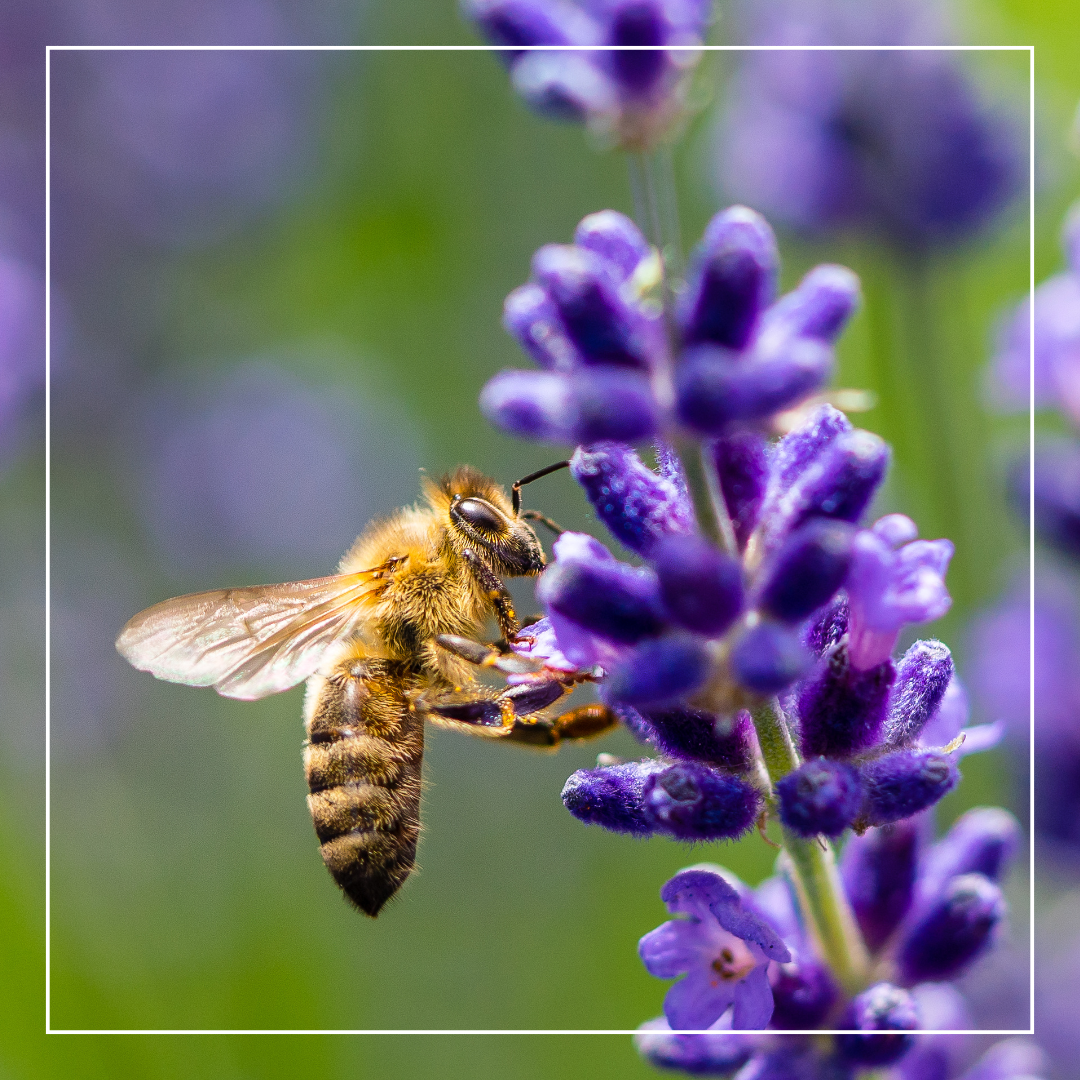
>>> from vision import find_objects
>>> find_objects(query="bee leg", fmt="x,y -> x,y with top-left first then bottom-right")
434,633 -> 541,676
501,702 -> 620,747
460,548 -> 520,640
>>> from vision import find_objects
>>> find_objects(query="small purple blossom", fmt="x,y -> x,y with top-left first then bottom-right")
463,0 -> 710,149
639,868 -> 791,1030
846,515 -> 954,670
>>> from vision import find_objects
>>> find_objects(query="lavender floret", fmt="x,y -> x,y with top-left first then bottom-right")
767,956 -> 839,1030
775,757 -> 862,838
571,442 -> 693,556
883,640 -> 955,748
561,758 -> 665,834
536,545 -> 666,643
860,750 -> 960,827
654,533 -> 745,636
643,763 -> 762,841
896,873 -> 1006,984
731,621 -> 814,695
678,205 -> 779,349
836,983 -> 919,1065
633,705 -> 754,770
606,632 -> 713,704
797,645 -> 895,757
917,807 -> 1021,899
756,519 -> 854,624
711,432 -> 768,551
841,817 -> 924,953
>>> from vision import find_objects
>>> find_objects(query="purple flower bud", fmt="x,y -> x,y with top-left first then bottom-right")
710,432 -> 768,551
537,546 -> 666,643
860,750 -> 960,828
570,442 -> 694,556
837,983 -> 919,1066
897,873 -> 1006,984
509,51 -> 616,122
768,956 -> 839,1029
603,2 -> 671,99
605,631 -> 713,705
804,595 -> 848,656
780,428 -> 891,535
730,621 -> 813,695
643,762 -> 762,841
918,808 -> 1021,900
754,264 -> 861,350
841,817 -> 924,953
679,206 -> 779,349
776,757 -> 862,838
573,209 -> 651,282
480,369 -> 575,441
561,758 -> 665,834
653,533 -> 745,636
675,338 -> 833,435
634,1021 -> 755,1076
532,243 -> 653,368
632,705 -> 754,769
766,404 -> 852,504
757,519 -> 855,624
883,640 -> 954,748
573,369 -> 661,442
464,0 -> 598,50
502,282 -> 582,371
480,368 -> 660,444
797,645 -> 895,758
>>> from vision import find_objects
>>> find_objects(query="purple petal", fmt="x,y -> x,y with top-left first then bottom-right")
664,967 -> 738,1031
573,209 -> 651,282
731,963 -> 775,1030
639,917 -> 718,979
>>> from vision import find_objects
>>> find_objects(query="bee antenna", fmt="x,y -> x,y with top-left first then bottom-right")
512,460 -> 570,517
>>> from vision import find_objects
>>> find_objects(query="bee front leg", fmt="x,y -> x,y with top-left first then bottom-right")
460,549 -> 520,641
434,634 -> 541,676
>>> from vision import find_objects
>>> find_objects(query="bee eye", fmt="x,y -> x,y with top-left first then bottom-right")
455,498 -> 505,533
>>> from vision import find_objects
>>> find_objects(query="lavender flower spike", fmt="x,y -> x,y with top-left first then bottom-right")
847,515 -> 954,671
639,867 -> 790,1030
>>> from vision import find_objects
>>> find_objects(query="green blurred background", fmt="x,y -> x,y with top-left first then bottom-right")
4,0 -> 1079,1074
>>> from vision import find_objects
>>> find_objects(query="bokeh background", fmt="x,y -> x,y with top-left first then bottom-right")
2,0 -> 1078,1075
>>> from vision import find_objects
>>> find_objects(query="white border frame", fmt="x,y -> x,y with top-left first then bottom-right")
42,44 -> 1036,1036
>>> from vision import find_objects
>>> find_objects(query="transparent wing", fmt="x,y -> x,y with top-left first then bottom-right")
115,565 -> 391,701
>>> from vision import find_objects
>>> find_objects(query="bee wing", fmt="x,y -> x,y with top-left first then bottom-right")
116,568 -> 387,701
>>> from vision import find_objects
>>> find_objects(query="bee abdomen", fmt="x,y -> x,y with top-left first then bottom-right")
304,657 -> 423,918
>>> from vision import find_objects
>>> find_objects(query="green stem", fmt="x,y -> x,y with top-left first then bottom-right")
751,699 -> 870,996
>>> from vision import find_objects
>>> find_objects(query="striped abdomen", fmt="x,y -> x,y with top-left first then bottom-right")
303,654 -> 423,917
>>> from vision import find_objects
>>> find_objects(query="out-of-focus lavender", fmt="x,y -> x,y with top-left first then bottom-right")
51,47 -> 322,253
0,252 -> 45,461
463,0 -> 710,150
968,572 -> 1080,864
989,201 -> 1080,424
714,0 -> 1022,248
125,361 -> 424,583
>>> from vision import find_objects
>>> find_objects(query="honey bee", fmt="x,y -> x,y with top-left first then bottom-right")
115,465 -> 616,917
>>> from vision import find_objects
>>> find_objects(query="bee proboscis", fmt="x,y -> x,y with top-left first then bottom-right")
116,465 -> 616,916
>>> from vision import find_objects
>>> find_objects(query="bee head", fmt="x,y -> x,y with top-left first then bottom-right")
427,467 -> 545,578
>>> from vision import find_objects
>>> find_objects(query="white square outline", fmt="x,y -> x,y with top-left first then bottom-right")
46,39 -> 1041,1036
